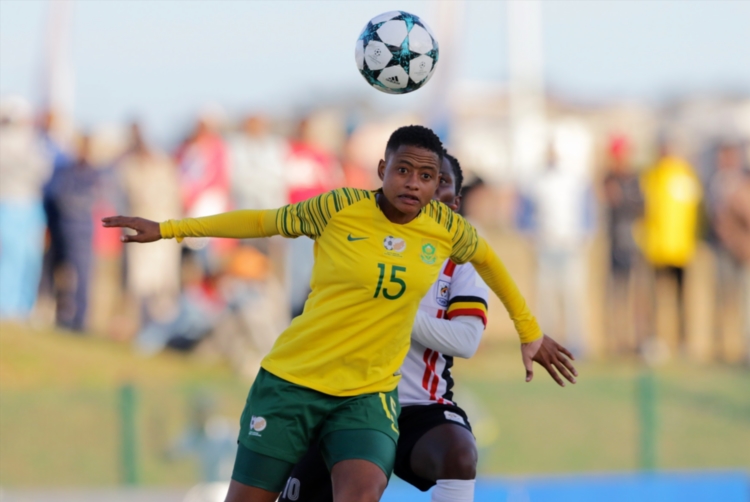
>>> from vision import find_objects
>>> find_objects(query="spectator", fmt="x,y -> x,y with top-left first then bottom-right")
705,142 -> 748,359
38,110 -> 72,179
0,96 -> 52,319
165,393 -> 237,483
519,145 -> 595,357
601,134 -> 644,354
45,133 -> 101,332
710,146 -> 750,364
228,115 -> 289,211
175,111 -> 232,268
38,111 -> 74,305
136,248 -> 224,355
285,118 -> 343,317
637,139 -> 702,354
117,122 -> 182,329
226,115 -> 291,349
341,134 -> 376,190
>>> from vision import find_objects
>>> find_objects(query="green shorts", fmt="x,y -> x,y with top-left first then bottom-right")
233,368 -> 400,492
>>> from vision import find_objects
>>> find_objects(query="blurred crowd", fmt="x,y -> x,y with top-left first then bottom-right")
0,94 -> 748,368
0,97 -> 380,376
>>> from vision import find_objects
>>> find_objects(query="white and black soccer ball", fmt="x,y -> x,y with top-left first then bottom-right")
355,11 -> 439,95
383,235 -> 396,251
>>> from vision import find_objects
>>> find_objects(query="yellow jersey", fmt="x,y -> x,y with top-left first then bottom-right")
160,188 -> 540,396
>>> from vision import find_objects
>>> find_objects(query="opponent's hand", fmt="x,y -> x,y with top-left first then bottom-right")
101,216 -> 161,243
521,334 -> 577,387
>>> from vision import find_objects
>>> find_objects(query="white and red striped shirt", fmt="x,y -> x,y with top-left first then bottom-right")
398,259 -> 489,407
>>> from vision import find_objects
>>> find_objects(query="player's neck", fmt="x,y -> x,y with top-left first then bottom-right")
376,192 -> 420,225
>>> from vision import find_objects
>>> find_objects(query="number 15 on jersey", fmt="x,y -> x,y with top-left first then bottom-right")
373,263 -> 407,300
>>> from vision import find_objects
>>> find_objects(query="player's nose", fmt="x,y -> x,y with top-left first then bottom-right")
404,171 -> 420,189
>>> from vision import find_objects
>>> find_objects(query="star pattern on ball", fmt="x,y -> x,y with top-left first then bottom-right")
355,11 -> 439,95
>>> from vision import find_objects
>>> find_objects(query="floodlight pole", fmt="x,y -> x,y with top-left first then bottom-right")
39,0 -> 76,145
507,0 -> 547,187
427,0 -> 466,142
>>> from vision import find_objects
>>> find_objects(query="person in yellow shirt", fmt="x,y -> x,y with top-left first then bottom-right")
103,125 -> 577,502
637,141 -> 702,351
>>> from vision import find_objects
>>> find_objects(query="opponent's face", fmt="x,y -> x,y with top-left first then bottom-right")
435,157 -> 461,211
377,145 -> 440,221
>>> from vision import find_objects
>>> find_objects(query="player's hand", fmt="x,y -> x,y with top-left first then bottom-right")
521,334 -> 577,387
101,216 -> 161,243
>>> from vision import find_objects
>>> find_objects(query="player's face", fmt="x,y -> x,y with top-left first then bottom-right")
435,157 -> 461,211
377,145 -> 440,221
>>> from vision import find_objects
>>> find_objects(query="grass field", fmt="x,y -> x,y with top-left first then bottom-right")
1,321 -> 748,488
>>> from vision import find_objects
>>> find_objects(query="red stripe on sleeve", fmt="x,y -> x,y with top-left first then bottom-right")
445,308 -> 488,327
444,260 -> 457,277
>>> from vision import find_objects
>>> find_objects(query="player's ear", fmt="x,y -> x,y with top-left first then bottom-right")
450,195 -> 462,212
377,159 -> 386,181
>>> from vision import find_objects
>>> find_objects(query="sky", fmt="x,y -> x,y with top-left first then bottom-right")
1,0 -> 749,143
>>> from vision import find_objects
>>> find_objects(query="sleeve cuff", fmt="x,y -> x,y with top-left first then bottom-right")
159,220 -> 183,242
520,328 -> 543,344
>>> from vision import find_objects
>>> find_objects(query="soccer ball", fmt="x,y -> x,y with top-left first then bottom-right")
355,11 -> 439,94
383,235 -> 406,252
383,235 -> 396,250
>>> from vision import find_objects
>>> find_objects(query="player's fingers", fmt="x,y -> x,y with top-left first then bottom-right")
553,358 -> 576,384
523,353 -> 534,382
101,216 -> 125,227
121,231 -> 148,243
557,344 -> 576,361
559,354 -> 578,378
543,362 -> 565,387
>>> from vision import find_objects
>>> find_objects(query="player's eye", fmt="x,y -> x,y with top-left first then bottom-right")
421,173 -> 432,180
397,167 -> 408,174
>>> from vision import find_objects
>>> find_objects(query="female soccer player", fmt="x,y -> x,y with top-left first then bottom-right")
279,152 -> 575,502
103,126 -> 577,502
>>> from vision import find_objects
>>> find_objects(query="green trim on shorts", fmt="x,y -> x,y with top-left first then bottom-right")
231,443 -> 294,493
320,429 -> 397,478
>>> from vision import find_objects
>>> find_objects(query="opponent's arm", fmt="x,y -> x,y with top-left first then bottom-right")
411,311 -> 484,359
102,209 -> 281,243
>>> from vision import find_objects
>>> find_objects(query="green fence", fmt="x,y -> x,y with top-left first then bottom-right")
0,382 -> 247,487
1,361 -> 748,487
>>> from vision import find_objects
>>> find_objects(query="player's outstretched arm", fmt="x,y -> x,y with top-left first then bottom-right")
468,237 -> 578,387
102,209 -> 282,244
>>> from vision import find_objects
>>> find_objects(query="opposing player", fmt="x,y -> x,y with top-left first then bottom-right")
103,126 -> 577,502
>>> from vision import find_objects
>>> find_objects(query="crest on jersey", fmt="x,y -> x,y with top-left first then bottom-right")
436,280 -> 450,307
421,240 -> 437,264
383,235 -> 406,256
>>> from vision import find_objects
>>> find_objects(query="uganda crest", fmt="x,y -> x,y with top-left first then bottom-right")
420,240 -> 437,265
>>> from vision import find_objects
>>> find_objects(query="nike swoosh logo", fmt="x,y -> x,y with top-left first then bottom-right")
347,234 -> 368,241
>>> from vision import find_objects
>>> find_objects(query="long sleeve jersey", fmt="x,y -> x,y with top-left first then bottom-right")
399,259 -> 488,406
160,188 -> 541,396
